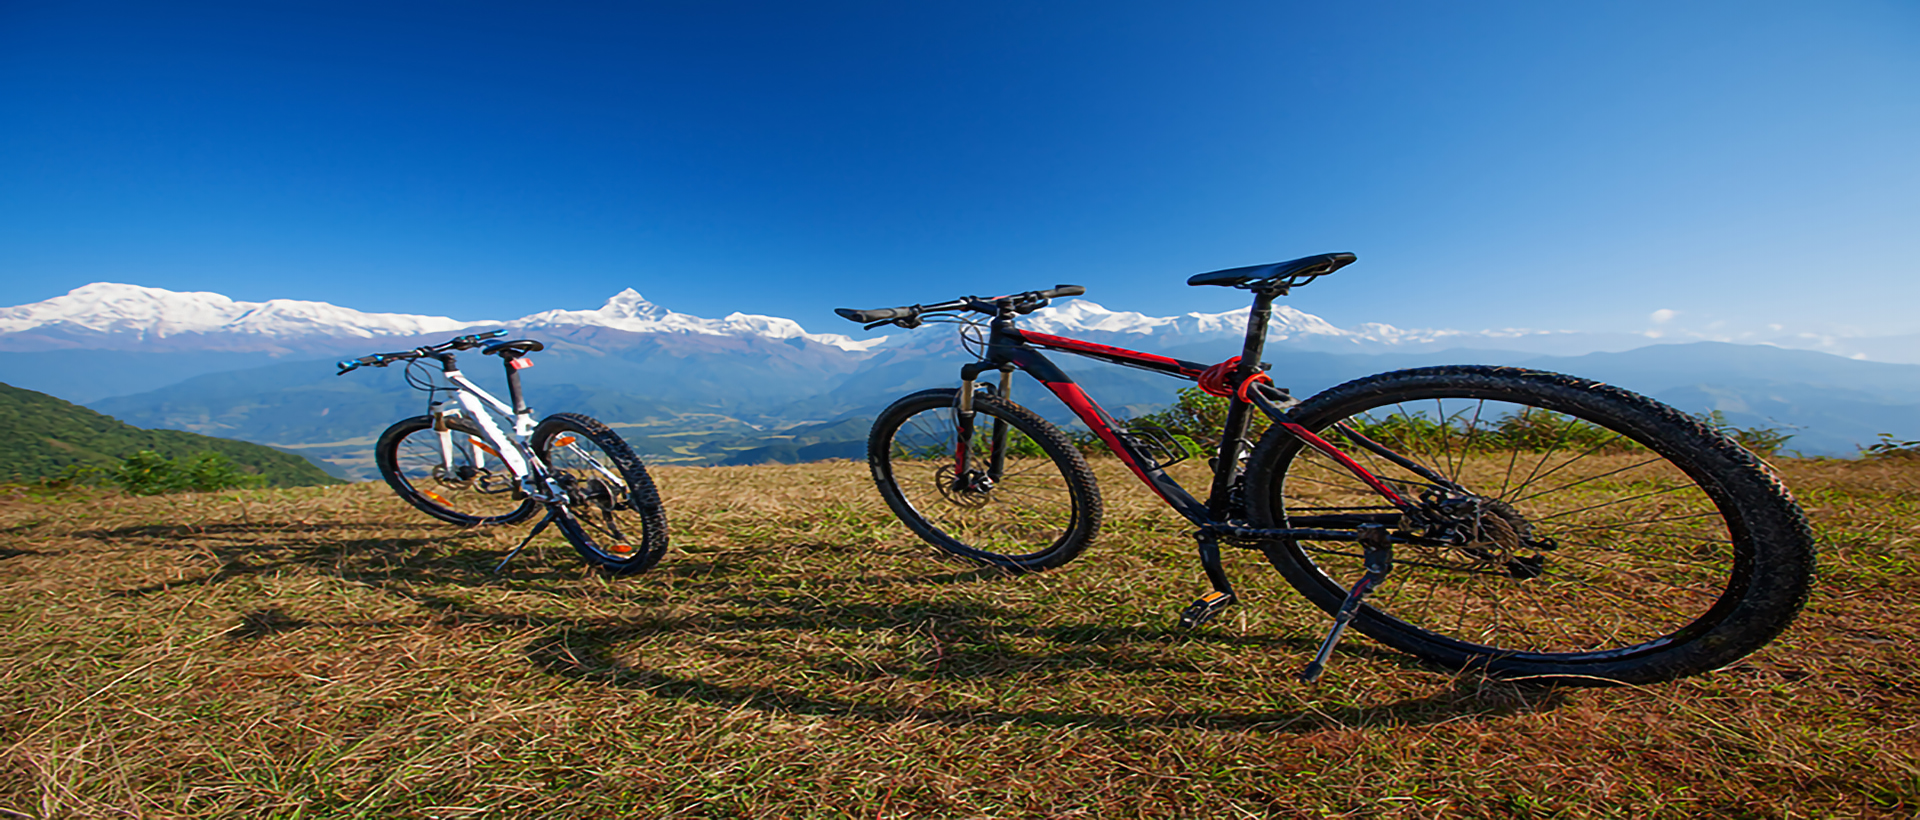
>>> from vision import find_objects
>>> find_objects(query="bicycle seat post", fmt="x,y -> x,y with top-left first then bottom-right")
502,357 -> 530,416
1236,283 -> 1284,381
1202,285 -> 1285,519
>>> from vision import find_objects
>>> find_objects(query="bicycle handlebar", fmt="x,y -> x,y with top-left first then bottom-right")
834,284 -> 1085,329
834,305 -> 917,324
336,329 -> 510,375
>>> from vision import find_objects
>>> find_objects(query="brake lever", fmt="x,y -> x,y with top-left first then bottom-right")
1014,297 -> 1051,315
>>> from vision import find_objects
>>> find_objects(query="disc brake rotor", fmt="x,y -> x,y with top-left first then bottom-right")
932,465 -> 994,508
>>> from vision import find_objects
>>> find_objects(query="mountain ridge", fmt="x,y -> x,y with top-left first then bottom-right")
0,381 -> 340,487
5,280 -> 1913,363
0,282 -> 884,354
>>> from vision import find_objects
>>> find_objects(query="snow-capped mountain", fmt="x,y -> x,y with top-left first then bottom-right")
512,288 -> 884,352
1022,299 -> 1409,345
0,283 -> 881,353
2,281 -> 1913,362
1020,298 -> 1583,354
1020,298 -> 1920,360
0,283 -> 481,342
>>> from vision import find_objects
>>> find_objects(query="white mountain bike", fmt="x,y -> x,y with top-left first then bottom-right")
337,330 -> 668,574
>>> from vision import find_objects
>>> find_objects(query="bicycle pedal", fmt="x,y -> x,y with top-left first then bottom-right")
1178,590 -> 1236,629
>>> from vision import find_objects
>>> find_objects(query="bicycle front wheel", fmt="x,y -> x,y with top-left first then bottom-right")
375,415 -> 538,526
1245,366 -> 1814,684
532,413 -> 669,575
868,388 -> 1101,572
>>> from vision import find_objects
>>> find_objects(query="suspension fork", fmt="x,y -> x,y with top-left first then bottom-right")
952,380 -> 978,479
953,362 -> 1015,483
988,367 -> 1013,480
429,401 -> 477,474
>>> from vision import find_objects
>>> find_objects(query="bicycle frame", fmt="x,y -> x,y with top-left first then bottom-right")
956,287 -> 1414,545
422,353 -> 627,506
946,285 -> 1434,659
436,365 -> 540,486
343,331 -> 671,575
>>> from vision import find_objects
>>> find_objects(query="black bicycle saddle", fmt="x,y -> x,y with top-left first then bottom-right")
1188,252 -> 1357,289
482,338 -> 545,357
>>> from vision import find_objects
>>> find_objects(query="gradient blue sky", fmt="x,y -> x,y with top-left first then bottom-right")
3,0 -> 1916,340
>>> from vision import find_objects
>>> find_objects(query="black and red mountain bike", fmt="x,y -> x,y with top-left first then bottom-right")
836,252 -> 1814,684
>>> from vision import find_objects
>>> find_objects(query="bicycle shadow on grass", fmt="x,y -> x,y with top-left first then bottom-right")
87,522 -> 978,603
87,520 -> 662,601
515,603 -> 1570,735
77,522 -> 1572,733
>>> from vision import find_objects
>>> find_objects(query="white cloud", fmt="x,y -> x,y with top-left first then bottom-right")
1649,308 -> 1678,324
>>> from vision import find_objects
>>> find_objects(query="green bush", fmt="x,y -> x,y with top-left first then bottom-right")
1860,433 -> 1920,460
107,450 -> 266,496
1696,410 -> 1796,458
1104,387 -> 1264,458
1334,408 -> 1640,455
1111,390 -> 1648,458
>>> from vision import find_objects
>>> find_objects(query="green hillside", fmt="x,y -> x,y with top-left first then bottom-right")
0,382 -> 339,487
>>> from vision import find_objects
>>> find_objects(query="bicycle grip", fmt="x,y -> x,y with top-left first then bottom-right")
1038,284 -> 1085,299
835,306 -> 914,324
336,354 -> 383,374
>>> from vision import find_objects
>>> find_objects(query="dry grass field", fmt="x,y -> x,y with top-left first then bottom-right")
1,456 -> 1915,818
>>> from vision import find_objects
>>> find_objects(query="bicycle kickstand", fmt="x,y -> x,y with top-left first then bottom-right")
1299,523 -> 1393,682
495,508 -> 559,574
1179,530 -> 1238,629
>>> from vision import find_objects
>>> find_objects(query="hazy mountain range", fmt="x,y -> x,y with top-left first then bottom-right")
1,282 -> 1917,479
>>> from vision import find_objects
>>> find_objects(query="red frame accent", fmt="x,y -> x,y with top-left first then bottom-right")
1004,330 -> 1412,520
1042,380 -> 1175,502
1278,423 -> 1410,507
1017,332 -> 1208,379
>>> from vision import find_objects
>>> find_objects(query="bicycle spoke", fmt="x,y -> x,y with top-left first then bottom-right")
1265,382 -> 1791,663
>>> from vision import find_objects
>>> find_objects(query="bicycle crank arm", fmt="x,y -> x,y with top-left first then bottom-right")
1300,524 -> 1393,682
1179,531 -> 1238,629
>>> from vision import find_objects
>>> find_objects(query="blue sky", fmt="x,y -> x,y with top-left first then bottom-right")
3,0 -> 1916,340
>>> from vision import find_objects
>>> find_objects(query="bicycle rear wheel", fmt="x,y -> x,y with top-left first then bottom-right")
868,388 -> 1101,571
1245,366 -> 1814,684
376,415 -> 538,526
532,412 -> 669,575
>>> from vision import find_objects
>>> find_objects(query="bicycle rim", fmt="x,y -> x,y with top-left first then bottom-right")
378,416 -> 535,526
870,389 -> 1099,570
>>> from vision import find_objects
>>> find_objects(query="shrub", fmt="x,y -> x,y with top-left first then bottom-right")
1114,390 -> 1650,458
108,451 -> 266,496
1860,433 -> 1920,460
1696,410 -> 1796,458
1109,387 -> 1265,458
1336,408 -> 1640,454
